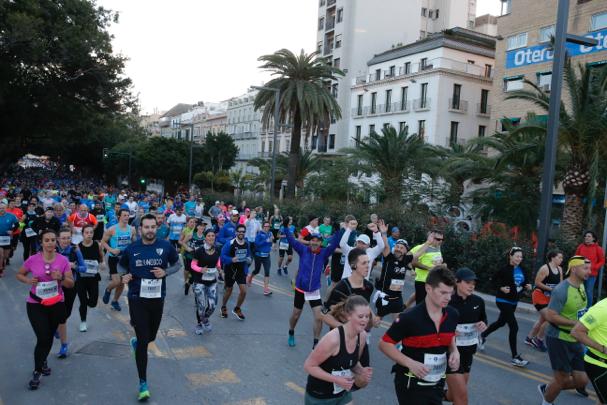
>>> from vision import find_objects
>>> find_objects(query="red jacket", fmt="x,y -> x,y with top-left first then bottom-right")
576,243 -> 606,277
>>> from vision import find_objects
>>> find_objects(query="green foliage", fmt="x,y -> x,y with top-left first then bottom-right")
194,171 -> 232,192
200,132 -> 238,172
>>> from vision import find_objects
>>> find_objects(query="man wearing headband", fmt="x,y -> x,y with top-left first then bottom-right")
540,256 -> 590,404
375,232 -> 413,319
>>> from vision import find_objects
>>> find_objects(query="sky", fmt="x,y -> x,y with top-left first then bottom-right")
98,0 -> 503,114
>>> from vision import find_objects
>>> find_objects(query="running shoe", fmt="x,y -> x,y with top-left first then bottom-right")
264,289 -> 273,296
111,300 -> 122,311
576,387 -> 590,397
277,268 -> 282,276
533,337 -> 547,352
283,266 -> 288,275
29,371 -> 41,390
57,343 -> 68,359
194,323 -> 204,335
79,322 -> 87,332
288,334 -> 296,347
102,288 -> 111,304
220,306 -> 228,318
202,321 -> 212,333
41,361 -> 51,376
477,336 -> 486,351
130,337 -> 138,357
138,381 -> 150,402
511,355 -> 529,367
524,336 -> 537,348
232,307 -> 245,321
537,383 -> 546,401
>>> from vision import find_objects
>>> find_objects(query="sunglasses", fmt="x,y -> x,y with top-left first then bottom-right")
434,237 -> 444,241
236,231 -> 245,234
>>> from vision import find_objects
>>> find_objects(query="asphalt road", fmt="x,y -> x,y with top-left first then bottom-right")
0,246 -> 596,405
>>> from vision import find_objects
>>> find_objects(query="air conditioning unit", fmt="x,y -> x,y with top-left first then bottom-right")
541,84 -> 551,92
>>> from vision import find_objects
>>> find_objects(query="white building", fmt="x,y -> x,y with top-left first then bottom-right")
350,28 -> 495,148
315,0 -> 478,152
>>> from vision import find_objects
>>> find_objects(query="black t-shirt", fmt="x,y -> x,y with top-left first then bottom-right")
226,239 -> 249,273
382,302 -> 458,375
376,253 -> 412,297
325,278 -> 374,311
449,293 -> 486,351
191,245 -> 220,284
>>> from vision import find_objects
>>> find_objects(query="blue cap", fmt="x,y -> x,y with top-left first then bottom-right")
391,226 -> 399,233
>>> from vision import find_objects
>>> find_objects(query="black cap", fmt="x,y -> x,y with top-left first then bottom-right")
455,267 -> 477,282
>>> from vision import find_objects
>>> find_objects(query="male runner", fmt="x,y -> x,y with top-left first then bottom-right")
166,205 -> 187,249
219,224 -> 251,320
410,230 -> 446,304
68,204 -> 98,245
338,218 -> 384,279
0,202 -> 18,276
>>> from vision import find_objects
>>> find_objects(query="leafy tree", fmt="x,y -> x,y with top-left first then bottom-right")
254,49 -> 343,198
200,131 -> 238,172
276,148 -> 321,192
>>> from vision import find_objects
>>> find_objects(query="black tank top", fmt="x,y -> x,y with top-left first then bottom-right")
78,241 -> 101,279
306,326 -> 360,399
538,264 -> 561,292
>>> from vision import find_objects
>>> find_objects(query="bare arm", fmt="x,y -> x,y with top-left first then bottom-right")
571,322 -> 607,353
534,265 -> 551,291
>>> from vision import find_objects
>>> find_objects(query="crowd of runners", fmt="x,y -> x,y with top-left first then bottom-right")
3,165 -> 607,404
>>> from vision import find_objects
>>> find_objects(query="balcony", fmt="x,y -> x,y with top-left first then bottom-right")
413,98 -> 431,111
476,103 -> 491,117
445,138 -> 466,147
323,42 -> 334,55
448,99 -> 468,114
398,101 -> 410,112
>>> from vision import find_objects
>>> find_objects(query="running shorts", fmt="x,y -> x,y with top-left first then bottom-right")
294,289 -> 322,310
546,336 -> 585,373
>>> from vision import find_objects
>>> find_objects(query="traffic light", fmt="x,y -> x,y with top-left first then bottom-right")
140,178 -> 146,185
102,148 -> 109,159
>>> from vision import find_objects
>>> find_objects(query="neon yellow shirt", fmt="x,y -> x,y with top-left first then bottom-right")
410,244 -> 442,283
580,297 -> 607,368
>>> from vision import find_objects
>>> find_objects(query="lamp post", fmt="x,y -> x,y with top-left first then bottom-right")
535,0 -> 598,270
177,122 -> 196,192
252,85 -> 280,207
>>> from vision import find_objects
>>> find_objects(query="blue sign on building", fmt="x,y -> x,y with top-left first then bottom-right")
505,29 -> 607,69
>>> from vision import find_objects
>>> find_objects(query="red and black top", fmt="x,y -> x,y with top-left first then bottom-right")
382,302 -> 458,374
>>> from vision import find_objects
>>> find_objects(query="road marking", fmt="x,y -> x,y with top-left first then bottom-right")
186,369 -> 240,386
171,345 -> 210,359
111,330 -> 126,342
164,328 -> 187,337
148,342 -> 166,358
284,381 -> 305,395
223,398 -> 267,405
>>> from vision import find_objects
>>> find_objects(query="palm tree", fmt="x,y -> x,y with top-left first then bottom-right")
254,49 -> 343,198
505,61 -> 607,242
276,147 -> 321,191
346,125 -> 438,202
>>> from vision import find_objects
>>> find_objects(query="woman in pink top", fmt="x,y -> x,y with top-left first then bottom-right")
16,228 -> 74,390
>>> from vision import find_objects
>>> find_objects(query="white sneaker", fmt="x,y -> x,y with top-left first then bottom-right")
79,322 -> 87,332
511,355 -> 529,367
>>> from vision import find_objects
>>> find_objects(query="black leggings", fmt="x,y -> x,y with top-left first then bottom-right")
128,297 -> 164,381
63,286 -> 77,320
27,302 -> 66,372
76,277 -> 99,321
482,301 -> 519,357
21,236 -> 36,261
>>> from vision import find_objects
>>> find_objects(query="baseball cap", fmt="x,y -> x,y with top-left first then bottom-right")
456,267 -> 478,282
231,209 -> 239,215
215,201 -> 220,205
356,234 -> 371,245
391,226 -> 400,233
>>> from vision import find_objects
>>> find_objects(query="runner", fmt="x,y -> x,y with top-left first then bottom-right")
277,216 -> 295,276
119,213 -> 180,401
101,209 -> 136,311
269,206 -> 283,249
181,219 -> 206,296
379,267 -> 459,405
91,201 -> 106,241
244,210 -> 261,255
538,256 -> 590,405
125,195 -> 138,224
67,204 -> 98,245
284,218 -> 342,348
155,212 -> 169,241
248,221 -> 273,296
303,295 -> 373,404
7,198 -> 24,264
16,228 -> 74,390
166,204 -> 187,249
190,228 -> 220,335
219,224 -> 251,320
208,201 -> 222,225
444,268 -> 487,405
479,247 -> 532,367
338,218 -> 384,280
20,201 -> 40,260
526,250 -> 564,352
410,230 -> 446,305
178,216 -> 197,295
76,225 -> 104,332
299,215 -> 320,245
0,201 -> 19,276
329,215 -> 357,289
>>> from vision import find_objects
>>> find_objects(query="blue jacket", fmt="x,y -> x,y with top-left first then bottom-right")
217,221 -> 238,246
255,231 -> 272,257
220,238 -> 251,274
286,228 -> 342,292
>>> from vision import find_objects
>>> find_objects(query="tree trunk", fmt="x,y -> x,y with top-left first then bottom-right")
561,193 -> 585,243
286,108 -> 302,199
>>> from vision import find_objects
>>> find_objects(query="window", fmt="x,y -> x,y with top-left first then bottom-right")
421,58 -> 428,70
399,122 -> 407,133
421,7 -> 427,17
319,0 -> 325,5
429,10 -> 434,18
356,94 -> 363,115
480,89 -> 489,114
261,140 -> 265,152
539,25 -> 555,43
484,64 -> 492,78
389,65 -> 395,77
478,125 -> 486,138
383,123 -> 390,130
329,134 -> 335,149
334,58 -> 340,68
418,120 -> 426,138
369,124 -> 375,135
371,92 -> 377,114
335,34 -> 342,48
420,83 -> 428,108
467,20 -> 475,29
435,9 -> 439,18
591,12 -> 607,31
385,89 -> 392,112
375,69 -> 381,81
337,8 -> 343,23
331,83 -> 338,98
449,122 -> 459,145
538,72 -> 552,90
467,60 -> 475,65
400,86 -> 408,110
404,62 -> 411,74
318,17 -> 325,30
317,41 -> 322,53
507,32 -> 528,50
452,84 -> 461,109
504,76 -> 524,92
311,135 -> 318,149
355,126 -> 362,145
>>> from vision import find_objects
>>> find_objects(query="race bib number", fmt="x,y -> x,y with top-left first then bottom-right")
96,215 -> 105,222
389,278 -> 405,292
331,369 -> 353,395
423,353 -> 447,382
36,281 -> 59,299
84,260 -> 99,274
456,323 -> 479,346
340,255 -> 346,265
235,249 -> 247,261
279,241 -> 289,250
0,236 -> 10,246
117,235 -> 131,249
139,279 -> 162,298
25,228 -> 37,238
304,289 -> 321,301
202,267 -> 217,281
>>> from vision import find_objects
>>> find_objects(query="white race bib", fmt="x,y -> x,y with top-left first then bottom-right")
423,353 -> 447,382
25,228 -> 37,238
96,215 -> 105,222
202,267 -> 217,281
455,323 -> 479,346
0,236 -> 10,246
139,279 -> 162,298
84,260 -> 99,274
35,281 -> 59,299
389,278 -> 405,292
331,369 -> 353,394
304,289 -> 321,301
279,241 -> 289,250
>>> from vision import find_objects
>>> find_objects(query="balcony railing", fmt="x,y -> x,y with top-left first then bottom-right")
448,99 -> 468,113
476,103 -> 491,117
323,43 -> 333,55
413,98 -> 431,111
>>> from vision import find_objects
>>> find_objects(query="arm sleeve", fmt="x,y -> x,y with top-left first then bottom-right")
480,299 -> 488,324
596,247 -> 605,270
580,304 -> 605,332
339,228 -> 351,252
74,249 -> 86,273
367,232 -> 385,260
286,228 -> 305,255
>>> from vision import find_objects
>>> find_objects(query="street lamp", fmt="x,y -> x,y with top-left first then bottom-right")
535,0 -> 598,270
251,85 -> 280,207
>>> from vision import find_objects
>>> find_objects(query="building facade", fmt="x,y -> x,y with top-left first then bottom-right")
490,0 -> 607,131
315,0 -> 478,152
350,28 -> 495,148
227,90 -> 263,162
